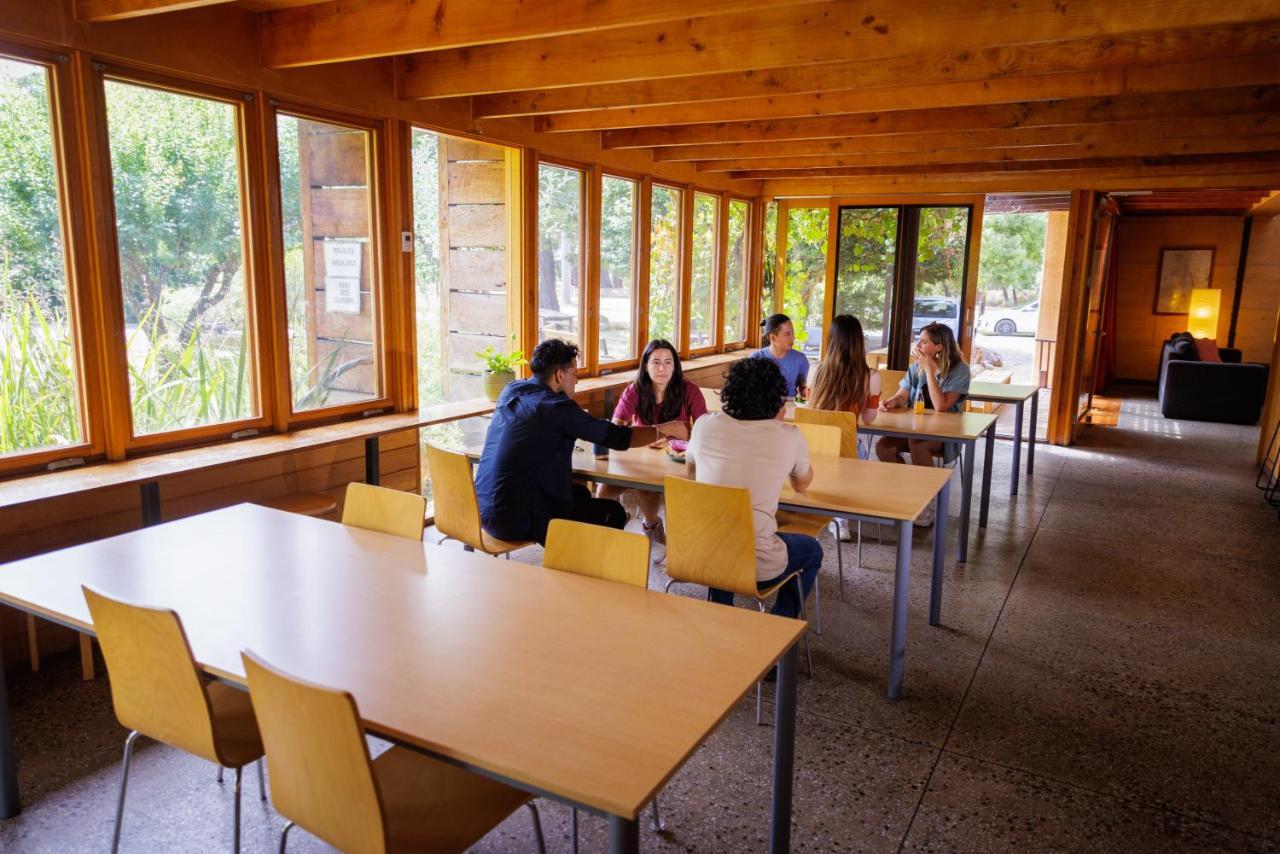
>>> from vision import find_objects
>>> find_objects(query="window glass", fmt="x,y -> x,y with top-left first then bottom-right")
761,201 -> 777,327
278,113 -> 379,412
106,79 -> 256,433
0,56 -> 83,455
648,185 -> 681,344
784,206 -> 828,363
834,207 -> 898,352
689,192 -> 718,349
724,199 -> 749,343
537,163 -> 582,349
599,175 -> 637,364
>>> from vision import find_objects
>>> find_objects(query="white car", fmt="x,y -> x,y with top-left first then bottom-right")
977,300 -> 1039,336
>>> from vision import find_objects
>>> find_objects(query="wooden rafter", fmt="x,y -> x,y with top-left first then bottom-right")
471,21 -> 1280,117
397,0 -> 1280,99
601,86 -> 1280,148
531,53 -> 1280,132
761,172 -> 1280,198
75,0 -> 236,21
259,0 -> 826,68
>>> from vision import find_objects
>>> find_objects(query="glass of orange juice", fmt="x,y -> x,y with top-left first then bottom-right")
913,396 -> 926,415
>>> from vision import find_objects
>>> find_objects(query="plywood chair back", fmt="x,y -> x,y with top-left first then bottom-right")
663,477 -> 758,598
342,481 -> 427,541
880,369 -> 907,398
242,650 -> 387,854
82,586 -> 220,765
425,443 -> 485,550
795,407 -> 856,458
791,421 -> 842,459
543,519 -> 650,588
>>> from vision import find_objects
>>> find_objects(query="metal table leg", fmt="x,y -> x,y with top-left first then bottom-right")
1028,390 -> 1039,477
979,425 -> 995,529
957,441 -> 974,563
1010,400 -> 1024,496
140,482 -> 161,527
770,643 -> 798,854
930,479 -> 950,627
609,815 -> 639,854
888,519 -> 914,700
365,436 -> 380,485
0,628 -> 19,818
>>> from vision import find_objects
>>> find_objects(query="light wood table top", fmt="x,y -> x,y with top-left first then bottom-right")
966,382 -> 1039,403
567,446 -> 949,523
857,408 -> 997,441
0,504 -> 802,819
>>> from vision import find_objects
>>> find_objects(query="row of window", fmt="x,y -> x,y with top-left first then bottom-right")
0,44 -> 759,472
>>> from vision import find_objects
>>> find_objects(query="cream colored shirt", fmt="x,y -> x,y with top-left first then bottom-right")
686,412 -> 811,581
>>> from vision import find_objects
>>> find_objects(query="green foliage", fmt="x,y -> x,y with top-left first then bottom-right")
0,285 -> 80,454
724,199 -> 748,341
783,207 -> 828,347
914,207 -> 970,299
834,207 -> 898,347
648,186 -> 679,342
976,212 -> 1047,307
475,339 -> 526,373
689,193 -> 717,347
760,202 -> 777,324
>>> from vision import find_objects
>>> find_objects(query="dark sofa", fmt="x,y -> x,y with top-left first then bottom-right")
1157,332 -> 1269,425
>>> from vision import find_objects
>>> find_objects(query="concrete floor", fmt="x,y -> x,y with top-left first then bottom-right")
1,390 -> 1277,853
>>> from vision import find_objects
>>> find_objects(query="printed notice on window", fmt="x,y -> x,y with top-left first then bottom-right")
323,241 -> 362,278
325,277 -> 361,314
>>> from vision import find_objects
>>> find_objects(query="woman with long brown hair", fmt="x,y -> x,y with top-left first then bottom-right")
809,314 -> 881,437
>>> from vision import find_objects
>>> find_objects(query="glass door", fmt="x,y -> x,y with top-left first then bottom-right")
834,207 -> 899,365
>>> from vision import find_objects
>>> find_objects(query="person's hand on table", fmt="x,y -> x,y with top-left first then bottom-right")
880,396 -> 903,411
655,420 -> 689,441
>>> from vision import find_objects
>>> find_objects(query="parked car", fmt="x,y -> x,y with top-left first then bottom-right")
977,300 -> 1039,336
911,296 -> 960,339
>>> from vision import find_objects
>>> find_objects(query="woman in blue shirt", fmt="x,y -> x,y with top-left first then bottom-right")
751,313 -> 810,398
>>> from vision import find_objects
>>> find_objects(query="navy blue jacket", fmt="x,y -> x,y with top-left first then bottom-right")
475,378 -> 632,543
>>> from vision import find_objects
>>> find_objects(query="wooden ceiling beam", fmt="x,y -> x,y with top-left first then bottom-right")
650,115 -> 1280,162
602,85 -> 1280,148
472,21 -> 1280,117
1251,191 -> 1280,216
692,135 -> 1280,172
532,53 -> 1280,132
761,172 -> 1280,198
259,0 -> 825,68
75,0 -> 236,22
398,0 -> 1280,99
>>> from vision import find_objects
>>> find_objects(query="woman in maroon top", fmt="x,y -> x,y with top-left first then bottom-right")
600,339 -> 708,550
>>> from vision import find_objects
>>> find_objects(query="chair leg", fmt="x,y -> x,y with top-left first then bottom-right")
217,766 -> 224,784
26,615 -> 39,672
257,758 -> 267,801
278,821 -> 295,854
526,802 -> 547,854
795,575 -> 814,679
812,565 -> 822,636
855,522 -> 863,575
835,520 -> 846,602
233,765 -> 243,853
652,796 -> 664,832
570,807 -> 579,854
756,682 -> 763,727
111,731 -> 142,854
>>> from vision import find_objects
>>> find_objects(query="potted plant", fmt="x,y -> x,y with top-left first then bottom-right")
476,340 -> 526,401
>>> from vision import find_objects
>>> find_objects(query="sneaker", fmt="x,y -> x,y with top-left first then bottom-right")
915,498 -> 936,528
836,518 -> 855,542
642,517 -> 666,545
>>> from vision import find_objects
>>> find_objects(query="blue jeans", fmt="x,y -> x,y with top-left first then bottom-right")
707,532 -> 823,620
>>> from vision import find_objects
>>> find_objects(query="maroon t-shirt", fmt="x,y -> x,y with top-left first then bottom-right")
612,379 -> 708,426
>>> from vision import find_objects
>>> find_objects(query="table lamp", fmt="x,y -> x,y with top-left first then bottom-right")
1186,288 -> 1220,339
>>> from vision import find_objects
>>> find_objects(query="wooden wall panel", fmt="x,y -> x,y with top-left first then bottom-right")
309,187 -> 371,237
446,161 -> 506,204
307,129 -> 367,186
449,248 -> 507,288
448,204 -> 507,247
1238,218 -> 1280,364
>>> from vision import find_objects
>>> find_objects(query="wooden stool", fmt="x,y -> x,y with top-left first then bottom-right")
256,492 -> 338,518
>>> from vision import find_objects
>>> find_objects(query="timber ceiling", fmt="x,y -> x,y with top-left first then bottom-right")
77,0 -> 1280,202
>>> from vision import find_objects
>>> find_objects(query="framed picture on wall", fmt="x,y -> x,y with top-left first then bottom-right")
1154,247 -> 1215,315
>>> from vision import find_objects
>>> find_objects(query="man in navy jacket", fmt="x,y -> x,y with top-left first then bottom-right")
475,339 -> 636,544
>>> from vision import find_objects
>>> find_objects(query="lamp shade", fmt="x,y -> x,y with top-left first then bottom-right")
1186,288 -> 1221,339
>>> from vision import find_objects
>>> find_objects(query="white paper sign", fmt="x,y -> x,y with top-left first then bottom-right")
325,276 -> 361,314
323,241 -> 362,278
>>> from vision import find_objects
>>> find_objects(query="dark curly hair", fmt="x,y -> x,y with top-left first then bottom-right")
720,357 -> 787,421
530,338 -> 579,381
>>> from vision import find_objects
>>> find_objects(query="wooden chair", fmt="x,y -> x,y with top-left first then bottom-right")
241,650 -> 545,854
542,518 -> 662,849
342,481 -> 427,541
82,586 -> 265,854
777,419 -> 845,634
662,477 -> 813,725
257,492 -> 338,518
425,443 -> 535,558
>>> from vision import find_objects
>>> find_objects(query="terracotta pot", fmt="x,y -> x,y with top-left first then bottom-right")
482,369 -> 515,401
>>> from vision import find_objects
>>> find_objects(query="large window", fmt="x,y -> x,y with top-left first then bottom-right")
537,162 -> 583,349
277,112 -> 380,413
104,78 -> 255,435
599,175 -> 637,365
0,55 -> 83,457
784,206 -> 828,363
689,192 -> 718,350
724,198 -> 749,345
835,207 -> 899,352
760,201 -> 778,334
648,185 -> 681,344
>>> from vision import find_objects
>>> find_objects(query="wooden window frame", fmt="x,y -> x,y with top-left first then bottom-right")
595,168 -> 644,376
87,62 -> 274,454
0,41 -> 106,476
265,99 -> 395,428
648,180 -> 685,358
722,193 -> 753,351
532,154 -> 591,372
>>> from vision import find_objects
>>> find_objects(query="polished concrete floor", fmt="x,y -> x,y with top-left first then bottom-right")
1,390 -> 1277,853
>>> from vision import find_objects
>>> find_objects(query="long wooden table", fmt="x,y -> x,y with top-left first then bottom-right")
964,381 -> 1041,496
542,446 -> 953,700
0,504 -> 803,852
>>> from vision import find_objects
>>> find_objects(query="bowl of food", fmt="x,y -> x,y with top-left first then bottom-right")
665,438 -> 688,463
